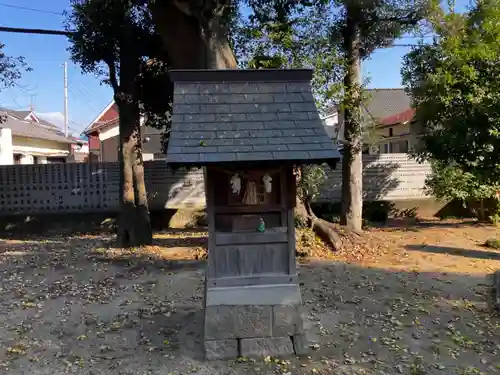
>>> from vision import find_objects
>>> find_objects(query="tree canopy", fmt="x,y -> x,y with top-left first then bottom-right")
0,43 -> 29,91
402,0 -> 500,184
66,0 -> 437,244
66,0 -> 170,125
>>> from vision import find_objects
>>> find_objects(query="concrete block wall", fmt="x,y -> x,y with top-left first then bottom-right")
319,154 -> 432,202
0,154 -> 432,216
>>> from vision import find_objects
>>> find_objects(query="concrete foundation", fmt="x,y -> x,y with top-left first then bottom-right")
203,284 -> 306,359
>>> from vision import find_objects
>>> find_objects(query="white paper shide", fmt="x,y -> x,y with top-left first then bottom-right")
262,173 -> 272,193
230,173 -> 242,194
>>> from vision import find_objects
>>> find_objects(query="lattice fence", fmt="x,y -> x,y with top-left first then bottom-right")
0,155 -> 432,216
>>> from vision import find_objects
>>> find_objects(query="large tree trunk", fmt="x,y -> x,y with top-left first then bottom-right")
116,97 -> 152,247
132,124 -> 153,245
340,12 -> 363,233
151,1 -> 346,249
149,0 -> 237,69
116,17 -> 152,247
117,102 -> 138,247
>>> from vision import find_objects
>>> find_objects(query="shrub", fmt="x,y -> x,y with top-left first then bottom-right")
485,238 -> 500,250
425,162 -> 500,223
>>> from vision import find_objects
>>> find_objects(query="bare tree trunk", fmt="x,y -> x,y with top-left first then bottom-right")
117,103 -> 138,247
340,11 -> 363,233
116,102 -> 152,247
132,124 -> 152,245
116,16 -> 152,247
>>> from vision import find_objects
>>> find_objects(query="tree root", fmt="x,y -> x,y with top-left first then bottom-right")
310,217 -> 343,251
296,211 -> 364,252
295,195 -> 362,252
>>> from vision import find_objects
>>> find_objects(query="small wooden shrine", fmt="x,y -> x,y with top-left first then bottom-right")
166,69 -> 341,360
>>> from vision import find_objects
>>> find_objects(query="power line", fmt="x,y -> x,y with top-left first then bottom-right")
390,44 -> 420,47
68,86 -> 97,113
0,26 -> 427,50
0,3 -> 63,16
70,82 -> 95,105
69,82 -> 97,110
0,26 -> 72,36
78,78 -> 94,97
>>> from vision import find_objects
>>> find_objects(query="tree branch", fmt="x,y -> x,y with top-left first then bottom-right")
105,58 -> 119,92
376,15 -> 421,26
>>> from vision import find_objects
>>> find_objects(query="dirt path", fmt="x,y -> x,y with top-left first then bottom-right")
0,221 -> 499,374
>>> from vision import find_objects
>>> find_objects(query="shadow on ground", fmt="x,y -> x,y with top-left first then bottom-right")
0,234 -> 498,374
153,235 -> 207,248
405,243 -> 500,260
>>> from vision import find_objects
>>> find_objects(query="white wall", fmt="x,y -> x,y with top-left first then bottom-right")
0,128 -> 14,165
12,136 -> 70,158
322,112 -> 339,139
98,116 -> 146,141
322,108 -> 346,143
99,125 -> 119,141
19,154 -> 33,164
72,143 -> 89,154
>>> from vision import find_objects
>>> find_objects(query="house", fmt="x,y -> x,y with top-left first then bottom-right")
67,136 -> 90,163
322,88 -> 422,154
82,101 -> 164,162
0,109 -> 76,165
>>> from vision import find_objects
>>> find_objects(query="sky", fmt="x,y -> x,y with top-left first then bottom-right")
0,0 -> 471,135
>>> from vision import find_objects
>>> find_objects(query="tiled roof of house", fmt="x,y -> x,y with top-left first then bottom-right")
364,88 -> 412,121
0,107 -> 61,130
166,69 -> 341,165
381,108 -> 415,126
83,102 -> 119,134
1,115 -> 74,143
323,88 -> 413,125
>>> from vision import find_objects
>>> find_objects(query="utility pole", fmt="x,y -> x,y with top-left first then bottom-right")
29,95 -> 36,112
63,61 -> 68,137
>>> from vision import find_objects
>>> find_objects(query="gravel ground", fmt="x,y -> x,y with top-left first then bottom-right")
0,222 -> 499,375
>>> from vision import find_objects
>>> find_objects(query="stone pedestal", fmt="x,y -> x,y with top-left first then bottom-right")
203,283 -> 307,360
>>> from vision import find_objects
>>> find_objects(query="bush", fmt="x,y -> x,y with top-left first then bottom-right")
425,162 -> 500,223
485,238 -> 500,250
310,201 -> 392,224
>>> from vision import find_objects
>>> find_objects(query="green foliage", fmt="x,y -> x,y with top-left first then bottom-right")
0,43 -> 29,92
331,0 -> 434,134
402,0 -> 500,183
236,0 -> 432,213
425,161 -> 500,222
485,238 -> 500,249
330,0 -> 434,59
0,43 -> 30,124
66,0 -> 171,128
236,0 -> 343,111
234,1 -> 341,202
425,162 -> 499,202
294,214 -> 309,229
297,165 -> 327,202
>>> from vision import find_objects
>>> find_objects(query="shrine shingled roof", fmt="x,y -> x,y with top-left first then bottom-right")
166,69 -> 341,165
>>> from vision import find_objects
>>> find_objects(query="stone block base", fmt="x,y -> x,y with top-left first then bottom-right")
205,339 -> 238,360
291,334 -> 308,356
240,337 -> 294,357
203,303 -> 305,359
